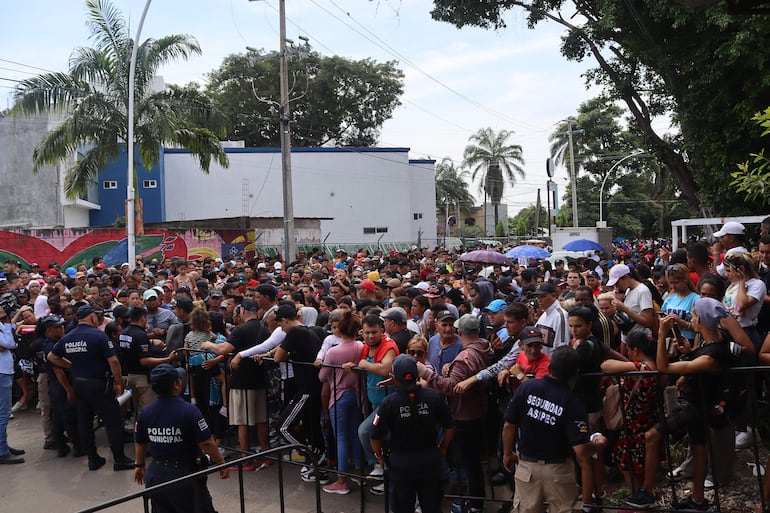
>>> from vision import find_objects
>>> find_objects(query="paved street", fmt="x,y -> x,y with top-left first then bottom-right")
3,407 -> 388,513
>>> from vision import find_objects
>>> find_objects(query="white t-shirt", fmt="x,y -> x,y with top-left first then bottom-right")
623,283 -> 654,337
724,278 -> 766,327
536,300 -> 570,354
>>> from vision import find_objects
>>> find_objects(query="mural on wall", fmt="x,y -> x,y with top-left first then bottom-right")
0,228 -> 255,269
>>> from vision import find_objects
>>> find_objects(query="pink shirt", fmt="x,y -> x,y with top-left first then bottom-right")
318,338 -> 364,408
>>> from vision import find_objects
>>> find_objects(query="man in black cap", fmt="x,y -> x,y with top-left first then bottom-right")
47,305 -> 134,471
371,354 -> 455,513
533,282 -> 570,354
134,364 -> 228,513
165,297 -> 193,355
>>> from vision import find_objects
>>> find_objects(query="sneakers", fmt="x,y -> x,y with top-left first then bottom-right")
672,497 -> 709,511
370,482 -> 385,496
490,471 -> 509,486
366,463 -> 384,480
625,489 -> 655,509
667,466 -> 692,481
255,457 -> 274,468
300,466 -> 331,484
450,500 -> 464,513
57,444 -> 71,458
10,401 -> 26,413
322,481 -> 351,495
350,475 -> 365,486
703,476 -> 714,490
736,427 -> 761,450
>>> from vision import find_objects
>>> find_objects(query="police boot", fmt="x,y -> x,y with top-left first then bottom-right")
88,453 -> 107,471
112,449 -> 135,471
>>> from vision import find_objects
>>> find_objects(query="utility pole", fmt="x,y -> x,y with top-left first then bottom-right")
567,120 -> 579,228
278,0 -> 296,264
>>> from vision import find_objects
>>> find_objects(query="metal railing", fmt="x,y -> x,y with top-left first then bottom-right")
80,352 -> 770,513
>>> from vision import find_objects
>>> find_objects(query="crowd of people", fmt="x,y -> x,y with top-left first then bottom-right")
1,218 -> 770,513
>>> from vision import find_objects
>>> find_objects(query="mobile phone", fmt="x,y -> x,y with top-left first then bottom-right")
671,324 -> 683,344
657,311 -> 666,317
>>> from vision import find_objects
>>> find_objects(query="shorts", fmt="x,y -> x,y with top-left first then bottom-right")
654,401 -> 707,445
229,388 -> 267,426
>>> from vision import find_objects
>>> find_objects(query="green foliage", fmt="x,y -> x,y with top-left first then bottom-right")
430,0 -> 770,216
435,158 -> 474,213
495,219 -> 507,237
731,108 -> 770,206
11,0 -> 228,199
205,49 -> 404,147
510,205 -> 548,236
457,223 -> 484,239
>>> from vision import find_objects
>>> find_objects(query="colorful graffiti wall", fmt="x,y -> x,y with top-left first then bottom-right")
0,228 -> 262,269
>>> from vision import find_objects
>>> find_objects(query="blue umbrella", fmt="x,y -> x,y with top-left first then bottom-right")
505,245 -> 550,260
612,237 -> 627,243
563,239 -> 604,252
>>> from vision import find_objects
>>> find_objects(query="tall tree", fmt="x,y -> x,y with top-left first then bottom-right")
435,158 -> 474,213
463,127 -> 525,233
11,0 -> 228,199
430,0 -> 770,216
205,49 -> 404,147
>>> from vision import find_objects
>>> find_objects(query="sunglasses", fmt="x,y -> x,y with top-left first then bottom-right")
407,349 -> 425,357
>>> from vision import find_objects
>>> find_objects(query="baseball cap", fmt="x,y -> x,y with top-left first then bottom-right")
414,282 -> 430,292
380,307 -> 407,324
606,264 -> 631,287
533,282 -> 557,295
112,305 -> 130,319
435,309 -> 457,322
391,354 -> 418,383
518,326 -> 544,346
274,303 -> 298,321
209,290 -> 223,298
40,315 -> 65,329
713,221 -> 745,238
174,297 -> 194,313
274,262 -> 282,270
241,298 -> 259,313
484,299 -> 507,313
454,314 -> 480,334
425,285 -> 444,298
142,289 -> 159,301
150,364 -> 186,384
75,305 -> 95,319
356,279 -> 376,292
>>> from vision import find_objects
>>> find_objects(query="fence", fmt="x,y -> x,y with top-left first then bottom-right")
80,354 -> 770,513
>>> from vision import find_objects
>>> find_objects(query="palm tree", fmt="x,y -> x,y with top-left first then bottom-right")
435,158 -> 474,212
12,0 -> 228,199
463,127 -> 525,233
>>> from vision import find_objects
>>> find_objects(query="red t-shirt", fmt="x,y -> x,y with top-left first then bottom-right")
514,351 -> 550,379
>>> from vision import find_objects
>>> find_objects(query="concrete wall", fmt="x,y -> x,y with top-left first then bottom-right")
163,147 -> 436,245
0,113 -> 63,228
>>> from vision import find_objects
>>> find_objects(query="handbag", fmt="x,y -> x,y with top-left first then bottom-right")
603,367 -> 643,431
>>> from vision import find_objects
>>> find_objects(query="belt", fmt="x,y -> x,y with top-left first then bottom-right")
519,455 -> 568,465
151,459 -> 195,470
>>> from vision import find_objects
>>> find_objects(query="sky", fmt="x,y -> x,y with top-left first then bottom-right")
0,0 -> 603,215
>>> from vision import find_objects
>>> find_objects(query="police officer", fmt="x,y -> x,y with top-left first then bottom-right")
502,346 -> 607,513
47,304 -> 135,471
134,364 -> 228,513
370,354 -> 455,513
38,315 -> 81,457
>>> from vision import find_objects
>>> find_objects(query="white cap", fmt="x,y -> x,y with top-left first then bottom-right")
274,262 -> 283,270
606,264 -> 630,287
713,221 -> 745,237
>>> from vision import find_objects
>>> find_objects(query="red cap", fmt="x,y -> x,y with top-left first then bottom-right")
356,279 -> 376,292
45,268 -> 60,276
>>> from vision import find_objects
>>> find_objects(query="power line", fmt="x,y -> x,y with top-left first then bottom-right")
311,0 -> 547,133
0,58 -> 58,74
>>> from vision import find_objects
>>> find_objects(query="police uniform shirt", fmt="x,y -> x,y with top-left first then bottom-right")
504,375 -> 590,461
135,395 -> 211,464
120,324 -> 162,376
42,336 -> 68,382
50,324 -> 116,380
280,325 -> 322,395
371,386 -> 453,453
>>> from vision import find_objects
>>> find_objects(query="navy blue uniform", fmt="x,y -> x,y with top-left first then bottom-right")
42,336 -> 79,452
505,375 -> 590,461
135,395 -> 216,513
371,386 -> 454,513
51,323 -> 125,464
119,324 -> 157,376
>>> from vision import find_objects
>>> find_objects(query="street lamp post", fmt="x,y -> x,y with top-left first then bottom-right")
126,0 -> 153,270
598,150 -> 647,227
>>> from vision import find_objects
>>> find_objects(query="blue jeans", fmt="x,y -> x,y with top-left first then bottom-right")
329,390 -> 363,475
0,373 -> 13,456
358,406 -> 379,466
